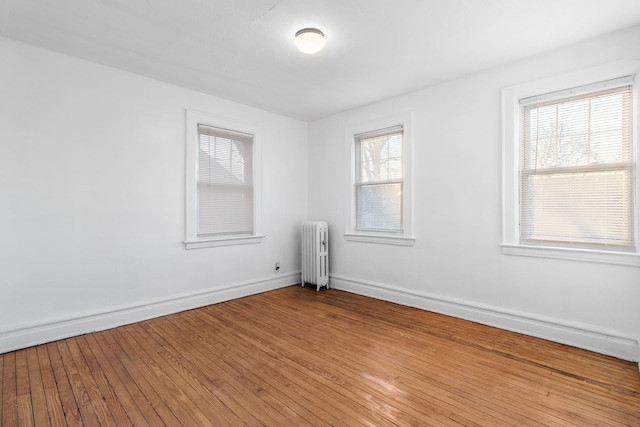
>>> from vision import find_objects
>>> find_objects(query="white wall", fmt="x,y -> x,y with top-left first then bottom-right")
2,26 -> 639,361
308,26 -> 640,361
0,37 -> 308,352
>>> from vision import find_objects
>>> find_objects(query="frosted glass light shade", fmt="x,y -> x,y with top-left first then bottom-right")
295,28 -> 325,54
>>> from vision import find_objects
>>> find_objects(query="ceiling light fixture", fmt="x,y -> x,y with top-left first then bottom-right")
295,28 -> 325,54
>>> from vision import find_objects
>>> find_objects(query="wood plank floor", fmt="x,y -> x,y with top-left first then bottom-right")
2,285 -> 639,426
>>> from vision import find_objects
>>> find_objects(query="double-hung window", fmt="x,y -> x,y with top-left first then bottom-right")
346,113 -> 415,246
355,126 -> 404,232
502,62 -> 639,266
520,81 -> 633,250
197,125 -> 254,236
185,110 -> 262,249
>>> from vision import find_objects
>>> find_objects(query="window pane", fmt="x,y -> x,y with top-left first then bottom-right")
356,183 -> 402,231
198,184 -> 253,235
358,131 -> 403,182
522,170 -> 632,247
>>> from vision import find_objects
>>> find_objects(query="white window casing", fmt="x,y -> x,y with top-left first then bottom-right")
184,110 -> 263,249
501,60 -> 640,267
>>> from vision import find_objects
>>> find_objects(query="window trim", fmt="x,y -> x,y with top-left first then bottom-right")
184,110 -> 263,249
345,113 -> 415,246
501,60 -> 640,267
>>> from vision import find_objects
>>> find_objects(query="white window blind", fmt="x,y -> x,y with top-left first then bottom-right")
197,124 -> 254,237
355,125 -> 403,232
520,81 -> 634,250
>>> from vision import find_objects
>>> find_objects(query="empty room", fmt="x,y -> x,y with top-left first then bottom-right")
1,0 -> 640,425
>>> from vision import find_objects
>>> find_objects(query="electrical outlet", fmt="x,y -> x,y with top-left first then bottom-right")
275,262 -> 280,272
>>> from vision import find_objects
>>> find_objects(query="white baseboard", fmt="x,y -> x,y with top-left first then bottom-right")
0,272 -> 300,354
330,274 -> 640,362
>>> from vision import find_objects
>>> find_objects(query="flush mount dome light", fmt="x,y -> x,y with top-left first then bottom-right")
295,28 -> 325,54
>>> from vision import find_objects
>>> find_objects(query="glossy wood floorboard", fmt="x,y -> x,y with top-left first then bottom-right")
2,285 -> 639,426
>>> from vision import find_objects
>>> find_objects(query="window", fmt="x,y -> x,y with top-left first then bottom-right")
521,82 -> 633,250
346,113 -> 415,246
185,110 -> 262,249
502,62 -> 640,266
355,126 -> 403,231
197,125 -> 254,236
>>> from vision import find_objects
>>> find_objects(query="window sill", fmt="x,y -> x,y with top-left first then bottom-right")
344,233 -> 416,246
184,235 -> 264,249
501,244 -> 640,267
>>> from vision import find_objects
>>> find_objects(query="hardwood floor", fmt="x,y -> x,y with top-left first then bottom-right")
2,285 -> 639,426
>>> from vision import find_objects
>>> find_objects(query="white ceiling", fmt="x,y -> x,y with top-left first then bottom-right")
2,0 -> 640,121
